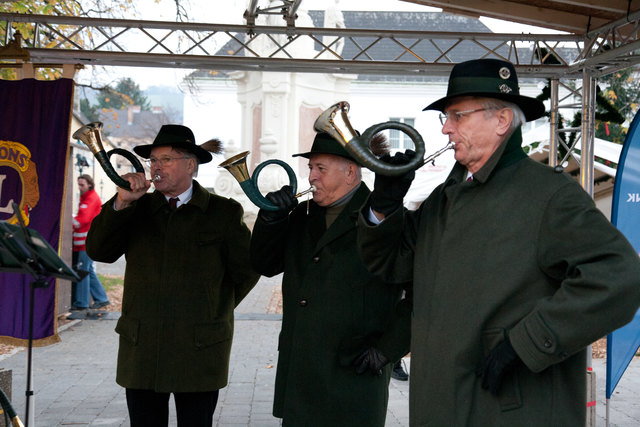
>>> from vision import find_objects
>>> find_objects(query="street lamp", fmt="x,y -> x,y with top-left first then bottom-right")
75,153 -> 89,175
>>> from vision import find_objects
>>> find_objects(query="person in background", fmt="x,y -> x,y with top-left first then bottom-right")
357,58 -> 640,425
250,132 -> 410,426
87,124 -> 259,427
72,174 -> 110,310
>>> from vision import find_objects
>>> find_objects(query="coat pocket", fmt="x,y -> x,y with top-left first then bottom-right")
193,321 -> 232,351
115,315 -> 140,345
481,328 -> 522,411
196,233 -> 223,247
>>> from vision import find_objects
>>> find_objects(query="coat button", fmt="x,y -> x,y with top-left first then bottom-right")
544,339 -> 553,348
195,341 -> 202,349
312,256 -> 320,263
299,299 -> 308,307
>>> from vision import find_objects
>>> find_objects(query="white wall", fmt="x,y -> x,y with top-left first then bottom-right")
182,78 -> 241,189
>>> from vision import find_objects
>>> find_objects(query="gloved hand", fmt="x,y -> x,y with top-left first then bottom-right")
476,337 -> 521,395
353,347 -> 389,376
369,150 -> 416,216
258,185 -> 298,223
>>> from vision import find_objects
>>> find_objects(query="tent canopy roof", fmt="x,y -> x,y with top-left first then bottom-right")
402,0 -> 640,35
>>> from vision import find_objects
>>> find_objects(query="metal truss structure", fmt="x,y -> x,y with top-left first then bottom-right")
2,8 -> 640,195
1,11 -> 639,77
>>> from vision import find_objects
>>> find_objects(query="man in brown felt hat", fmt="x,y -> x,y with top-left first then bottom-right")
86,124 -> 259,426
356,58 -> 640,425
250,132 -> 411,426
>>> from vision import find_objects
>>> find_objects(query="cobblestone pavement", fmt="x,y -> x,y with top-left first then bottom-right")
0,270 -> 410,426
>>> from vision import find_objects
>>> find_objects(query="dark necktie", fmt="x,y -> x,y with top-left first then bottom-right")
169,197 -> 179,210
466,176 -> 473,182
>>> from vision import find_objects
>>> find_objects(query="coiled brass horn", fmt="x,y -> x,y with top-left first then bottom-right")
219,151 -> 315,211
72,122 -> 145,190
314,101 -> 453,176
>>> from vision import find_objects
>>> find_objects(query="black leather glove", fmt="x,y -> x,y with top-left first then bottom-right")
258,185 -> 298,223
353,347 -> 389,376
476,337 -> 521,395
369,150 -> 416,216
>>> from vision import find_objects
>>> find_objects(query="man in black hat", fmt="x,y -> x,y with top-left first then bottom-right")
86,124 -> 259,426
356,58 -> 640,425
250,132 -> 410,426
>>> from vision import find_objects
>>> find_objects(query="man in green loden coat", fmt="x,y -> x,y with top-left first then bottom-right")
250,132 -> 411,426
357,58 -> 640,425
87,125 -> 259,427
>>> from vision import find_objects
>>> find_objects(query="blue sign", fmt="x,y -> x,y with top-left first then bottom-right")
607,110 -> 640,399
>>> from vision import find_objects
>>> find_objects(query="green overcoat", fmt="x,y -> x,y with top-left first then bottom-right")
251,184 -> 410,427
86,180 -> 259,392
358,129 -> 640,426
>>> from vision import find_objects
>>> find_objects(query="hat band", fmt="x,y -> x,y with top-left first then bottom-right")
448,77 -> 518,97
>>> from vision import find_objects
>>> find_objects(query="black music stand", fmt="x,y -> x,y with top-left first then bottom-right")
0,204 -> 79,427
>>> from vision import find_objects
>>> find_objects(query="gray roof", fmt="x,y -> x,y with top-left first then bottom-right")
98,109 -> 171,145
190,10 -> 491,82
309,10 -> 491,82
191,10 -> 577,83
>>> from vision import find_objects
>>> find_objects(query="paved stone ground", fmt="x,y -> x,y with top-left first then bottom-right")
0,269 -> 410,427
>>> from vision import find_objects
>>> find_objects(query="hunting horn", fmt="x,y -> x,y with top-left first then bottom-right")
313,101 -> 453,176
72,122 -> 146,190
219,151 -> 314,211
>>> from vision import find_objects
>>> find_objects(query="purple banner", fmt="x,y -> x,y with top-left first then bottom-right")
0,78 -> 73,345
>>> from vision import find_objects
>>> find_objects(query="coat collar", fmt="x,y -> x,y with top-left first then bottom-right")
441,126 -> 526,189
149,179 -> 210,213
314,183 -> 370,251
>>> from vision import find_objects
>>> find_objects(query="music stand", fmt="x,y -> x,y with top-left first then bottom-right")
0,203 -> 79,427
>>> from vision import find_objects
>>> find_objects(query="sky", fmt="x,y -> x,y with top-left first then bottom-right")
76,0 -> 563,90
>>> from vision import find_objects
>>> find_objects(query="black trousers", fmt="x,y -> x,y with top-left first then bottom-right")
125,388 -> 219,427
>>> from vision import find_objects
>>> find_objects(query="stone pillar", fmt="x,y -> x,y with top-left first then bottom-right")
256,129 -> 291,194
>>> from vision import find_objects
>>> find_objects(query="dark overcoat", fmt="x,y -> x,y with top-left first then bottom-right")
87,180 -> 259,392
251,183 -> 410,427
358,129 -> 640,426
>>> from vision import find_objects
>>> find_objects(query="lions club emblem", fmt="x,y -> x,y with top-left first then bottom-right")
0,140 -> 40,225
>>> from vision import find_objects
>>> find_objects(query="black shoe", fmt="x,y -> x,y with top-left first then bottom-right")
391,360 -> 409,381
70,305 -> 88,311
90,301 -> 111,309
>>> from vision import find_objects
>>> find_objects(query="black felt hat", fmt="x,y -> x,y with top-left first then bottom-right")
292,132 -> 354,161
423,58 -> 545,122
133,124 -> 212,164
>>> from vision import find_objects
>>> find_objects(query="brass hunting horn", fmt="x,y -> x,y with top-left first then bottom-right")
72,122 -> 145,190
219,151 -> 315,211
314,101 -> 453,176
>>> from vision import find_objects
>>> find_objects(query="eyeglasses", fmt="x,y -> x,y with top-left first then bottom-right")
145,156 -> 189,167
438,108 -> 487,126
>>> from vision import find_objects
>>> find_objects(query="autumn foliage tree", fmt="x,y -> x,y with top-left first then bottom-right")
1,0 -> 186,80
595,67 -> 640,143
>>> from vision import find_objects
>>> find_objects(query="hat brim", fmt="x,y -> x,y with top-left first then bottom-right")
292,132 -> 355,161
134,141 -> 213,164
292,151 -> 354,160
423,92 -> 545,122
